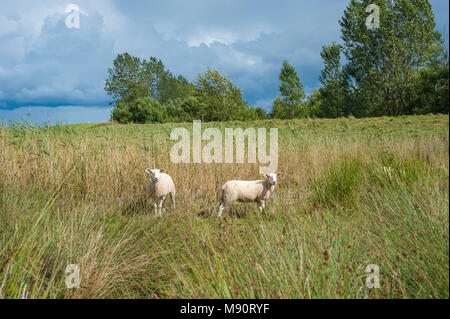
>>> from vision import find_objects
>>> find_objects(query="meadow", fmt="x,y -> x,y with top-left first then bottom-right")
0,114 -> 448,298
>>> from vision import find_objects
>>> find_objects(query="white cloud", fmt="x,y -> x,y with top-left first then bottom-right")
0,3 -> 115,107
182,26 -> 274,47
0,16 -> 19,36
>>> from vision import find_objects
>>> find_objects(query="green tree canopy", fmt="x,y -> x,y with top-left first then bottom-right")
339,0 -> 444,116
105,53 -> 192,107
193,68 -> 251,121
111,97 -> 165,124
274,61 -> 306,119
317,43 -> 354,118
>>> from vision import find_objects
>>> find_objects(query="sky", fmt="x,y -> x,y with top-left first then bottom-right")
0,0 -> 448,125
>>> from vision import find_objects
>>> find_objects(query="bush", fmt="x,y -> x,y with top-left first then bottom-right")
112,97 -> 165,123
309,156 -> 363,208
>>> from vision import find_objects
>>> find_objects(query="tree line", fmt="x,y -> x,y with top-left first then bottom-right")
105,54 -> 266,123
106,0 -> 448,124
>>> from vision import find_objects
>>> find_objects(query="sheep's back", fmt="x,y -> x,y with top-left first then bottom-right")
222,180 -> 264,202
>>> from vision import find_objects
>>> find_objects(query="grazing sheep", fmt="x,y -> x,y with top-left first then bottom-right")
145,168 -> 176,216
217,172 -> 282,217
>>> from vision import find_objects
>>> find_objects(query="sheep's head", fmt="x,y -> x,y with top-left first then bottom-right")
263,172 -> 282,185
145,168 -> 166,182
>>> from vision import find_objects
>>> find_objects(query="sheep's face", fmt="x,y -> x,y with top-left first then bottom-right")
145,168 -> 165,182
265,172 -> 281,185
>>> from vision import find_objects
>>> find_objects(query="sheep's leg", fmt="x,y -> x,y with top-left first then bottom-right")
218,202 -> 225,217
258,200 -> 265,213
153,202 -> 158,216
170,192 -> 175,209
158,196 -> 165,216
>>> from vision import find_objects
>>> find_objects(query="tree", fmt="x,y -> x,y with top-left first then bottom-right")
106,53 -> 195,123
277,61 -> 305,118
193,68 -> 249,121
164,97 -> 192,122
304,89 -> 323,118
106,54 -> 271,123
121,81 -> 150,103
105,53 -> 192,104
412,54 -> 449,114
271,96 -> 289,119
105,53 -> 146,104
255,107 -> 267,120
158,73 -> 193,103
339,0 -> 444,116
317,43 -> 348,118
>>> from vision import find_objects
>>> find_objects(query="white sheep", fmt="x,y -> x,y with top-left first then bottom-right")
145,168 -> 176,216
217,172 -> 282,217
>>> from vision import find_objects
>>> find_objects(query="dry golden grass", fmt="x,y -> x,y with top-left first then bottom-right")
0,114 -> 448,298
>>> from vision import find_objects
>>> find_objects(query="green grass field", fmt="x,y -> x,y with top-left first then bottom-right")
0,114 -> 448,298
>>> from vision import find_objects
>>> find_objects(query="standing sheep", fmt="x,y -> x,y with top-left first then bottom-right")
145,168 -> 176,216
217,172 -> 282,217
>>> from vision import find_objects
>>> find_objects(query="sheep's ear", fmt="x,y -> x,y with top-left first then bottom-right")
277,172 -> 283,176
262,174 -> 268,178
145,169 -> 152,174
160,169 -> 166,173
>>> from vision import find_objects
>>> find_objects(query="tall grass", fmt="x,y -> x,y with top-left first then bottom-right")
0,114 -> 448,298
